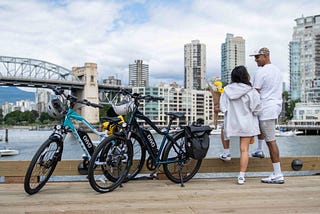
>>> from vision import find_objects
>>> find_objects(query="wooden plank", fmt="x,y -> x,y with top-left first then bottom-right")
1,176 -> 320,213
1,156 -> 319,178
199,156 -> 320,173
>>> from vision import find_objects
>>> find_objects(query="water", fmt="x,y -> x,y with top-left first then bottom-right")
1,128 -> 319,161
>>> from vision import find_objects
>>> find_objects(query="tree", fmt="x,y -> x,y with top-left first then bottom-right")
0,109 -> 3,124
282,91 -> 300,120
39,112 -> 54,124
99,105 -> 117,117
4,110 -> 22,125
287,98 -> 300,120
3,110 -> 40,125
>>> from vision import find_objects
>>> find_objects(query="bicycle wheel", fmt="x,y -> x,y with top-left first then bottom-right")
88,135 -> 133,193
124,132 -> 146,182
162,131 -> 202,183
24,138 -> 63,195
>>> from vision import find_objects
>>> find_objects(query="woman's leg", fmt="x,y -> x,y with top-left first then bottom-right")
239,137 -> 251,172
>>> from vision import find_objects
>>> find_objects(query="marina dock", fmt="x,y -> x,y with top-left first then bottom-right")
0,175 -> 319,213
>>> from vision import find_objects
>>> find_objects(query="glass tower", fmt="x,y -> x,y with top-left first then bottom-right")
289,14 -> 320,103
221,33 -> 245,84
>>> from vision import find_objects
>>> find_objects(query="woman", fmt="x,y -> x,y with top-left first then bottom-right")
220,66 -> 261,184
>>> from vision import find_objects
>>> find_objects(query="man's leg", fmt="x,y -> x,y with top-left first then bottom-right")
219,127 -> 231,161
260,120 -> 284,184
251,133 -> 265,158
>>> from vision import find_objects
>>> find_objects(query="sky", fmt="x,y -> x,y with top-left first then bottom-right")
0,0 -> 319,88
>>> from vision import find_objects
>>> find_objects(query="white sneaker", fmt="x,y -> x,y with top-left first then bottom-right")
261,173 -> 285,184
219,153 -> 231,161
251,150 -> 265,158
237,176 -> 245,185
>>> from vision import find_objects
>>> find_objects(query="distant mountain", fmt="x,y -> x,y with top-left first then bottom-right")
0,87 -> 35,105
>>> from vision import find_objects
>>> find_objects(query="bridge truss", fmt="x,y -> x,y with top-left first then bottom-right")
0,56 -> 84,89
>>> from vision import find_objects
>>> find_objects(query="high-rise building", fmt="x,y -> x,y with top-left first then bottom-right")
184,40 -> 206,90
103,76 -> 121,86
289,14 -> 320,102
221,33 -> 246,84
35,88 -> 51,113
129,60 -> 149,87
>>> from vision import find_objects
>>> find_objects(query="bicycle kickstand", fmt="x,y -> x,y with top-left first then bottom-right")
178,166 -> 185,187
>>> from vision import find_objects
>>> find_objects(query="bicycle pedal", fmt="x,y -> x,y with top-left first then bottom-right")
150,175 -> 158,180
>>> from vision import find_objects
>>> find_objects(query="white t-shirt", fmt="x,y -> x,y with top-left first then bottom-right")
253,64 -> 283,120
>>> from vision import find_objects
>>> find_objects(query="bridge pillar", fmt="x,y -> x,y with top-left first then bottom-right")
72,63 -> 99,124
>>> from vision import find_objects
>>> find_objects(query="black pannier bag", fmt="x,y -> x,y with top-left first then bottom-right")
184,125 -> 212,160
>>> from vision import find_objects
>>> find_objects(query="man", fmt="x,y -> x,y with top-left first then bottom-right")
250,47 -> 285,184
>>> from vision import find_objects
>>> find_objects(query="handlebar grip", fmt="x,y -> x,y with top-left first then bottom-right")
48,85 -> 64,95
81,99 -> 103,108
91,103 -> 104,108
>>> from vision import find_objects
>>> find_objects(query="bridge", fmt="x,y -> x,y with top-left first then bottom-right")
0,56 -> 129,123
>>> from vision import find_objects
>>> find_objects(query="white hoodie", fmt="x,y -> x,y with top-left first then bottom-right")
220,83 -> 261,138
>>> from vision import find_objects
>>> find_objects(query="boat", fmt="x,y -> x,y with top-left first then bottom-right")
275,129 -> 303,137
0,147 -> 20,157
209,125 -> 222,135
210,128 -> 222,135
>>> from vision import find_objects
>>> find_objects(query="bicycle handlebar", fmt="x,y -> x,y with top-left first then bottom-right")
48,85 -> 103,108
118,88 -> 164,102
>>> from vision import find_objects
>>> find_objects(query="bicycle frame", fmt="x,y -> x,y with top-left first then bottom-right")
127,107 -> 183,165
60,108 -> 106,159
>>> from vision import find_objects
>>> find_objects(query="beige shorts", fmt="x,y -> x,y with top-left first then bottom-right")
259,119 -> 276,142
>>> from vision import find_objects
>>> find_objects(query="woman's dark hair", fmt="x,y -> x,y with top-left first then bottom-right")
231,65 -> 252,86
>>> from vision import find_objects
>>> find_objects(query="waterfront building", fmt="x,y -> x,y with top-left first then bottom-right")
1,102 -> 13,116
132,83 -> 214,128
221,33 -> 246,84
289,14 -> 320,102
102,76 -> 121,86
129,60 -> 149,87
289,14 -> 320,127
291,102 -> 320,126
1,100 -> 36,116
35,88 -> 51,113
184,40 -> 206,90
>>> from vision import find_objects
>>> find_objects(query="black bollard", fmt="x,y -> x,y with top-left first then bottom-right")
5,129 -> 8,142
291,159 -> 303,171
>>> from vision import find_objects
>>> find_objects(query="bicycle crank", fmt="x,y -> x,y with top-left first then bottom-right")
146,156 -> 156,171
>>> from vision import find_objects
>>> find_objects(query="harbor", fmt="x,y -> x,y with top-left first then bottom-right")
0,128 -> 319,161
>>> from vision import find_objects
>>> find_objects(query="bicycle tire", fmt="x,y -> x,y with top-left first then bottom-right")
24,138 -> 62,195
124,132 -> 146,182
88,135 -> 133,193
96,132 -> 146,182
162,131 -> 202,183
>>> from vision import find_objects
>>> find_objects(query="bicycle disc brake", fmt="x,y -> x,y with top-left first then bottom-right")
146,156 -> 156,171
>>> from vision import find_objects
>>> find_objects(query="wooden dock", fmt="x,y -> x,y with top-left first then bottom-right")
0,156 -> 320,213
1,175 -> 319,213
1,156 -> 320,183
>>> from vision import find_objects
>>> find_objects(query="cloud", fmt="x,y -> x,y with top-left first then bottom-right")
0,0 -> 319,88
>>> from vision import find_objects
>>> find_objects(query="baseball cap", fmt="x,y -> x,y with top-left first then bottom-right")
249,47 -> 270,56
